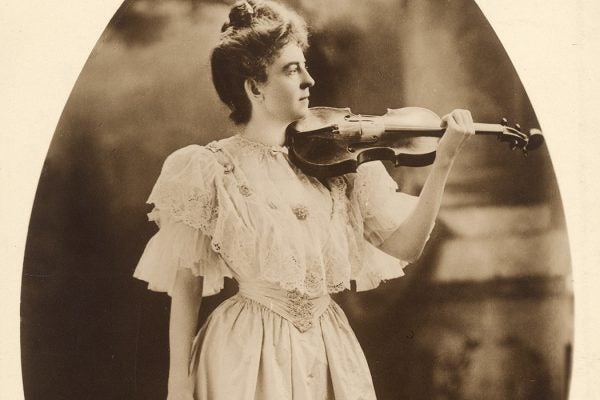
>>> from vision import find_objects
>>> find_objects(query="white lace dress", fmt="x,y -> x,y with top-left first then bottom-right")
134,134 -> 419,399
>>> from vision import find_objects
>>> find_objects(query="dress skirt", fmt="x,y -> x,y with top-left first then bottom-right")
188,283 -> 377,400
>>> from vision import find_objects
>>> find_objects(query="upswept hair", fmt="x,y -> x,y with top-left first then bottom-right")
211,0 -> 309,124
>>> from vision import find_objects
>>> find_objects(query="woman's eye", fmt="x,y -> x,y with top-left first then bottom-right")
285,63 -> 308,75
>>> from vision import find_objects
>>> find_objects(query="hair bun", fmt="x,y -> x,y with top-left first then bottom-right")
225,1 -> 255,30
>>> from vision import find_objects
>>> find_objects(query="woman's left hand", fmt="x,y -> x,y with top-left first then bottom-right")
437,109 -> 476,163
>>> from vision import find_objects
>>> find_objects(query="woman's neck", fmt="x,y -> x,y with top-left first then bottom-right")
241,114 -> 290,147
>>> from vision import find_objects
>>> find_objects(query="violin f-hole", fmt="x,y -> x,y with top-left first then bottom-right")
347,136 -> 379,153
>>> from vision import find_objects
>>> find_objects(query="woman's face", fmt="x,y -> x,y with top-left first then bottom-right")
257,42 -> 315,124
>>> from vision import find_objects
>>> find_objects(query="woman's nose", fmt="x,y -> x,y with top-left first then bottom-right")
301,69 -> 315,89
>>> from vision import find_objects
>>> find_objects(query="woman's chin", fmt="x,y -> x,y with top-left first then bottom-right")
294,107 -> 310,121
279,106 -> 310,124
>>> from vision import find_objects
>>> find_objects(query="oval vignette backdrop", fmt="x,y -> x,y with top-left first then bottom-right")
21,1 -> 572,399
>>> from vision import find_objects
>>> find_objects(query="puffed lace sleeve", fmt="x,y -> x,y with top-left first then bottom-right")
133,145 -> 232,297
351,161 -> 419,246
346,161 -> 420,291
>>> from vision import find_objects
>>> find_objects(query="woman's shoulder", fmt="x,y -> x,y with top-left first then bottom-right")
161,139 -> 234,174
149,142 -> 226,204
163,143 -> 213,165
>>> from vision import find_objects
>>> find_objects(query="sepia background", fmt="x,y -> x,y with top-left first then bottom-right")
21,0 -> 572,399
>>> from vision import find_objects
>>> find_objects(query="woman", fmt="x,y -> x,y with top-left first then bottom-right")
134,1 -> 474,399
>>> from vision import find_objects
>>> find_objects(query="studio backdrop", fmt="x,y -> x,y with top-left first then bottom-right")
22,1 -> 572,399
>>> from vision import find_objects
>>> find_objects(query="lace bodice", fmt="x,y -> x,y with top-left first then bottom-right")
134,134 -> 420,296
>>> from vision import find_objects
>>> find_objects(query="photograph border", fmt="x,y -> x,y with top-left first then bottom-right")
2,1 -> 599,398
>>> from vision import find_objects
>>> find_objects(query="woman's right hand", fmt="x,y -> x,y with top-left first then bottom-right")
167,270 -> 203,400
167,374 -> 194,400
167,392 -> 193,400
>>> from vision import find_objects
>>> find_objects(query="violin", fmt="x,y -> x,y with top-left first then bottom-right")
285,106 -> 544,178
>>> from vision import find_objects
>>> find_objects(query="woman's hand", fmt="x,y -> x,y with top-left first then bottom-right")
167,374 -> 194,400
167,391 -> 193,400
167,270 -> 203,400
437,109 -> 476,164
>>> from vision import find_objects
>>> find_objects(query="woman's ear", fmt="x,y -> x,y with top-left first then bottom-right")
244,78 -> 263,101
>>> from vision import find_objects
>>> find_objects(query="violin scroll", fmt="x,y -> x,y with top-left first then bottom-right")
498,117 -> 545,155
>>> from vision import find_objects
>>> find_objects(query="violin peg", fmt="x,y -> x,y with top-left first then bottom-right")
510,139 -> 519,151
515,123 -> 522,131
501,117 -> 509,126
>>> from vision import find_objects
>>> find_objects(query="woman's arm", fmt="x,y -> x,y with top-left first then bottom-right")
378,109 -> 475,262
167,269 -> 204,400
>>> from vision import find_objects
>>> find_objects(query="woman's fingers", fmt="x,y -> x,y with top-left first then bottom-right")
445,114 -> 465,140
455,109 -> 475,135
444,109 -> 475,137
441,113 -> 459,131
437,109 -> 475,161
